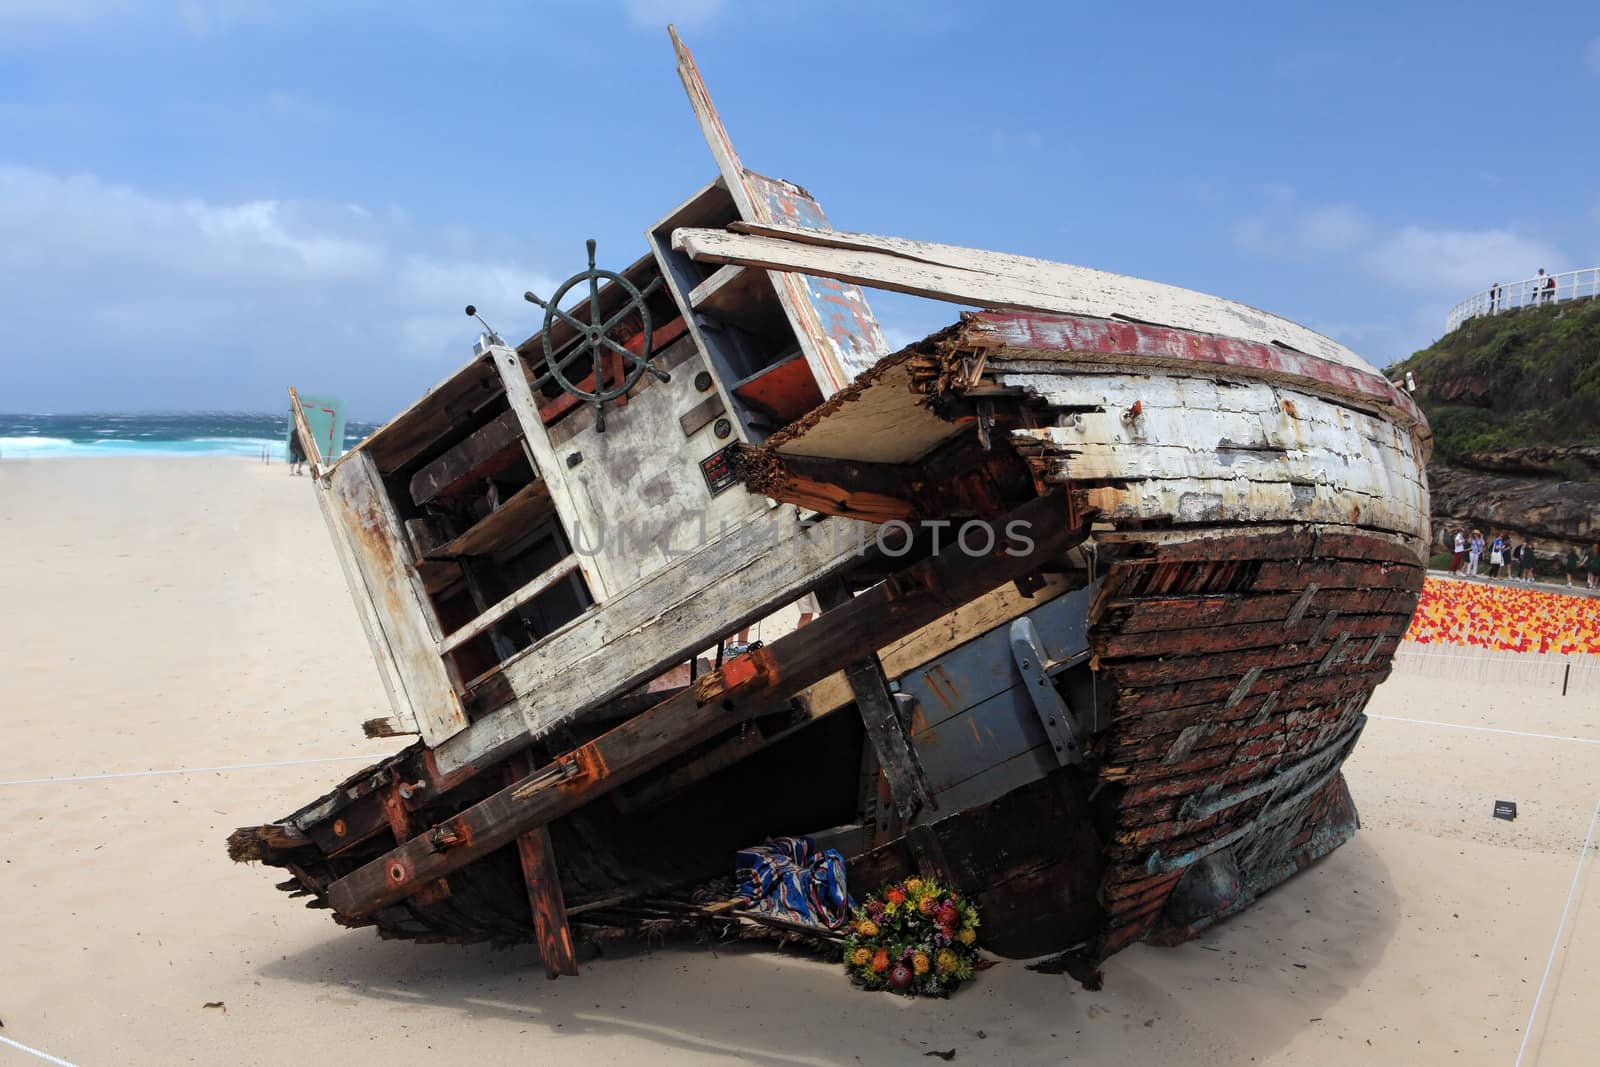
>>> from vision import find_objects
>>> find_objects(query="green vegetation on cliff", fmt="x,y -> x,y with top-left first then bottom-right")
1390,296 -> 1600,465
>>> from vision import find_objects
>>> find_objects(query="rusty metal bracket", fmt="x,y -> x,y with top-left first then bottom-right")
1010,616 -> 1086,767
509,757 -> 583,802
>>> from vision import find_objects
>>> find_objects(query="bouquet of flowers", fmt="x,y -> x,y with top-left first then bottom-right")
841,877 -> 980,996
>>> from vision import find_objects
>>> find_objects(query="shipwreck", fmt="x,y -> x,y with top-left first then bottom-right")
230,31 -> 1431,978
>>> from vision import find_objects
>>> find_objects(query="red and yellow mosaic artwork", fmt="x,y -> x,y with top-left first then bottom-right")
1403,577 -> 1600,655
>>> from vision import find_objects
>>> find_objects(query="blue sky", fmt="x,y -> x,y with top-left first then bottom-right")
1,0 -> 1596,420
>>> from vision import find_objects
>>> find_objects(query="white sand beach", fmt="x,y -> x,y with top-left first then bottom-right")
1,457 -> 1596,1066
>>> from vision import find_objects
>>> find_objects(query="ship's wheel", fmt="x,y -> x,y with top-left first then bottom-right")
524,239 -> 668,432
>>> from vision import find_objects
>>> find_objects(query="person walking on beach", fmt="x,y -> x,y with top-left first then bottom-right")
288,432 -> 307,476
1567,546 -> 1582,587
1450,530 -> 1466,574
1467,529 -> 1484,577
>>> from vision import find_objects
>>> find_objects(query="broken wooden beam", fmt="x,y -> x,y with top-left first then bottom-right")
409,409 -> 525,507
507,757 -> 579,978
324,490 -> 1087,919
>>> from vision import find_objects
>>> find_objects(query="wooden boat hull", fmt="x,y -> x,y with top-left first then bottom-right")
233,307 -> 1427,964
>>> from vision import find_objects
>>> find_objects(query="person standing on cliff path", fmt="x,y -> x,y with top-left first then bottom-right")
1468,529 -> 1484,577
1515,541 -> 1535,583
1535,269 -> 1556,305
1451,530 -> 1466,574
1489,282 -> 1501,314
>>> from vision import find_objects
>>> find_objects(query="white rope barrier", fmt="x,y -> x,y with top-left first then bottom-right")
0,753 -> 377,789
0,1033 -> 81,1067
1366,714 -> 1600,746
1514,793 -> 1600,1066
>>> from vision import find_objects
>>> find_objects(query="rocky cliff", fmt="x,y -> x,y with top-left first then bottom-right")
1388,297 -> 1600,559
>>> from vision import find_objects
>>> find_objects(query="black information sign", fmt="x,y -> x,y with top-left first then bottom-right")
699,446 -> 738,496
1493,800 -> 1517,821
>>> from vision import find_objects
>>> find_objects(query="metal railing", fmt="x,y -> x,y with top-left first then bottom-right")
1446,268 -> 1600,332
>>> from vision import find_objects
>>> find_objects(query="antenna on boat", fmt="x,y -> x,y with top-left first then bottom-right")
465,305 -> 504,349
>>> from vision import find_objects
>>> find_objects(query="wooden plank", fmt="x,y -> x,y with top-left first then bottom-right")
1102,586 -> 1413,635
671,223 -> 1401,396
1091,525 -> 1428,568
409,409 -> 524,506
507,758 -> 579,978
840,652 -> 938,826
425,480 -> 556,561
288,387 -> 325,475
1072,477 -> 1425,538
687,263 -> 751,311
1095,609 -> 1412,662
488,343 -> 610,601
1105,636 -> 1403,690
306,467 -> 416,736
515,827 -> 579,977
324,451 -> 469,744
357,356 -> 506,476
669,28 -> 890,393
476,499 -> 876,746
325,491 -> 1087,917
801,574 -> 1074,718
677,392 -> 726,438
1251,558 -> 1422,593
440,558 -> 581,656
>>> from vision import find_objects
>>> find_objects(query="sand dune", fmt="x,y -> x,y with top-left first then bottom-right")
1,458 -> 1595,1066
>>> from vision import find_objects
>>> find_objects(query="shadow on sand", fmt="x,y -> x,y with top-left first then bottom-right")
258,836 -> 1399,1064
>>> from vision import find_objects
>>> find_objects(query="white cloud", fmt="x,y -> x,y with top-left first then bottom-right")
1298,204 -> 1371,252
622,0 -> 728,32
1363,226 -> 1564,294
1232,187 -> 1564,296
0,165 -> 556,416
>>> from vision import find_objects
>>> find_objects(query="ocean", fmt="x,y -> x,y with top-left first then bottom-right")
0,413 -> 381,460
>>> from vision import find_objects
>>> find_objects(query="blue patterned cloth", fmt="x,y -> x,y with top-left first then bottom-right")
735,835 -> 853,929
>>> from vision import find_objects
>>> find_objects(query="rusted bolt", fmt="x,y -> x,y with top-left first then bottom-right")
398,779 -> 427,801
388,861 -> 406,883
428,826 -> 462,852
332,818 -> 347,837
1121,400 -> 1143,424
